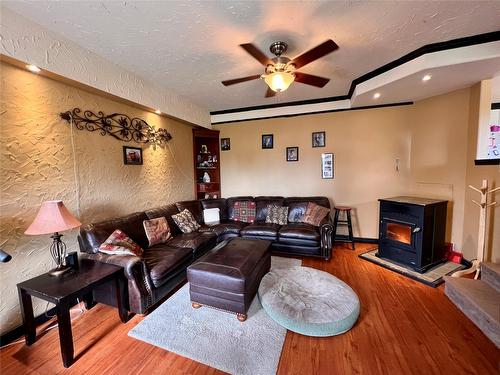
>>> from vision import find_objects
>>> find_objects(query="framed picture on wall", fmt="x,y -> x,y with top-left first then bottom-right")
123,146 -> 143,165
321,153 -> 334,179
221,138 -> 230,151
312,131 -> 326,147
286,146 -> 299,162
262,134 -> 274,149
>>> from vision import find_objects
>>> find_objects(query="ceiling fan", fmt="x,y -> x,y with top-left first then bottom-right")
221,39 -> 339,97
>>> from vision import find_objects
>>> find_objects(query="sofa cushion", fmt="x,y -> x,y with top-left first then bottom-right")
240,222 -> 280,240
285,196 -> 331,210
143,245 -> 192,288
176,200 -> 204,224
232,201 -> 256,223
279,223 -> 320,242
98,229 -> 144,257
226,196 -> 253,220
168,231 -> 217,258
255,196 -> 285,222
143,217 -> 172,247
145,204 -> 182,236
265,205 -> 289,225
172,209 -> 201,233
199,221 -> 248,237
302,202 -> 331,226
201,198 -> 228,221
79,212 -> 150,253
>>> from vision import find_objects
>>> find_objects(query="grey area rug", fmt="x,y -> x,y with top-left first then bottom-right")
359,249 -> 465,287
128,256 -> 301,375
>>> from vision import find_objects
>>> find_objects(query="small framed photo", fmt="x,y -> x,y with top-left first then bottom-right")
262,134 -> 274,149
312,131 -> 326,148
221,138 -> 230,151
321,153 -> 334,179
123,146 -> 143,165
286,146 -> 299,162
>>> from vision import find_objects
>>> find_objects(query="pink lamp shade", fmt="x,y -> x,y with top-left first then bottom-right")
25,201 -> 81,235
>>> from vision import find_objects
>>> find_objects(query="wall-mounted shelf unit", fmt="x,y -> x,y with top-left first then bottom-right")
193,128 -> 220,199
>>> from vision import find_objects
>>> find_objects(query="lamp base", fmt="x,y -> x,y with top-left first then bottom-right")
48,265 -> 72,277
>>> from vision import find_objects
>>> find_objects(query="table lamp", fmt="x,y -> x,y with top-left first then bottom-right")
25,201 -> 82,276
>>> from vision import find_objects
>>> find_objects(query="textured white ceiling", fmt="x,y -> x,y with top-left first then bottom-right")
3,1 -> 500,111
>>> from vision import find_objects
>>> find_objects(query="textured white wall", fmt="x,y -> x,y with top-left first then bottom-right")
0,62 -> 195,334
0,7 -> 211,128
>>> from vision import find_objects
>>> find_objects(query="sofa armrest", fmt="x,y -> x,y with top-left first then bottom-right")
79,252 -> 154,313
319,221 -> 333,260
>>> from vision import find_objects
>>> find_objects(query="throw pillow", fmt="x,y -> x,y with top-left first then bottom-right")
265,205 -> 289,225
203,208 -> 220,225
172,209 -> 201,233
99,229 -> 143,257
232,201 -> 256,223
302,202 -> 331,226
143,217 -> 172,247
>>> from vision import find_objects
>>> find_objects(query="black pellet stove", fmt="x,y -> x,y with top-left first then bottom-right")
378,196 -> 448,273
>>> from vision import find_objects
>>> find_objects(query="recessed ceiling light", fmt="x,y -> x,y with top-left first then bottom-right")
373,92 -> 381,99
422,74 -> 432,82
26,64 -> 41,73
155,109 -> 161,114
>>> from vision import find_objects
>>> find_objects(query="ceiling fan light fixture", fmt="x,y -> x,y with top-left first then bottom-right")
264,71 -> 295,93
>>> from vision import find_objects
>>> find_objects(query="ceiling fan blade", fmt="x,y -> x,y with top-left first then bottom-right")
221,75 -> 261,86
240,43 -> 271,66
294,72 -> 330,88
291,40 -> 339,69
265,87 -> 276,97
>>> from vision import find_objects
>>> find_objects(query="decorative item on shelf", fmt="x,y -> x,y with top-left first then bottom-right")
25,201 -> 82,276
312,131 -> 326,148
221,138 -> 230,151
123,146 -> 143,165
59,108 -> 172,147
201,145 -> 208,154
286,146 -> 299,162
213,155 -> 217,163
203,172 -> 211,183
452,179 -> 499,279
262,134 -> 274,149
321,153 -> 334,179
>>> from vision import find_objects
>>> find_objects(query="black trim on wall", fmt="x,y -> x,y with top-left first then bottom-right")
213,101 -> 413,125
475,159 -> 500,165
492,103 -> 500,110
0,307 -> 57,347
211,31 -> 500,117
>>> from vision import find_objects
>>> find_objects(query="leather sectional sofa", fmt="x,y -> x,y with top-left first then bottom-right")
78,196 -> 333,315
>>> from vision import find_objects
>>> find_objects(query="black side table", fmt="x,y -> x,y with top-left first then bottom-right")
17,258 -> 128,368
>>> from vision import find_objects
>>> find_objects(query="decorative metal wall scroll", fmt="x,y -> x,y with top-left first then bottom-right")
60,108 -> 172,146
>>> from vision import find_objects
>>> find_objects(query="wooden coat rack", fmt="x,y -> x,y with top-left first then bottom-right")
452,179 -> 499,279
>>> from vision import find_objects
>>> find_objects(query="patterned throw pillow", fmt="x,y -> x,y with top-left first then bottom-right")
232,201 -> 256,223
171,209 -> 201,233
143,217 -> 172,247
265,205 -> 289,225
99,229 -> 143,257
302,202 -> 331,226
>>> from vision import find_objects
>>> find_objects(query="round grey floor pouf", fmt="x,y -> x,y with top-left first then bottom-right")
258,266 -> 360,337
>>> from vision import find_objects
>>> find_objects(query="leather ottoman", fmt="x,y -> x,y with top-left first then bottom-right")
187,237 -> 271,321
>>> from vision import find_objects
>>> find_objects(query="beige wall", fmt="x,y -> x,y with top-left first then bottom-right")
215,106 -> 413,239
409,88 -> 470,252
215,86 -> 498,260
0,62 -> 195,334
462,81 -> 500,263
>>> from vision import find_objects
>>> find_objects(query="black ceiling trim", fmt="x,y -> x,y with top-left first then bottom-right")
212,101 -> 413,125
492,103 -> 500,110
211,30 -> 500,117
474,159 -> 500,165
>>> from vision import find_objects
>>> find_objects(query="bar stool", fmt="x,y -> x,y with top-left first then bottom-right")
333,206 -> 355,250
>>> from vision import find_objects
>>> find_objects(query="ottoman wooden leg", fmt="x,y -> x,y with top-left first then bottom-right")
192,302 -> 202,309
237,313 -> 247,322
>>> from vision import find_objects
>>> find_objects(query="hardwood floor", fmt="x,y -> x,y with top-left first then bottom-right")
1,244 -> 498,374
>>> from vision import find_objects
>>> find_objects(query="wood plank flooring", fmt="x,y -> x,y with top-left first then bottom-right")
1,244 -> 498,374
